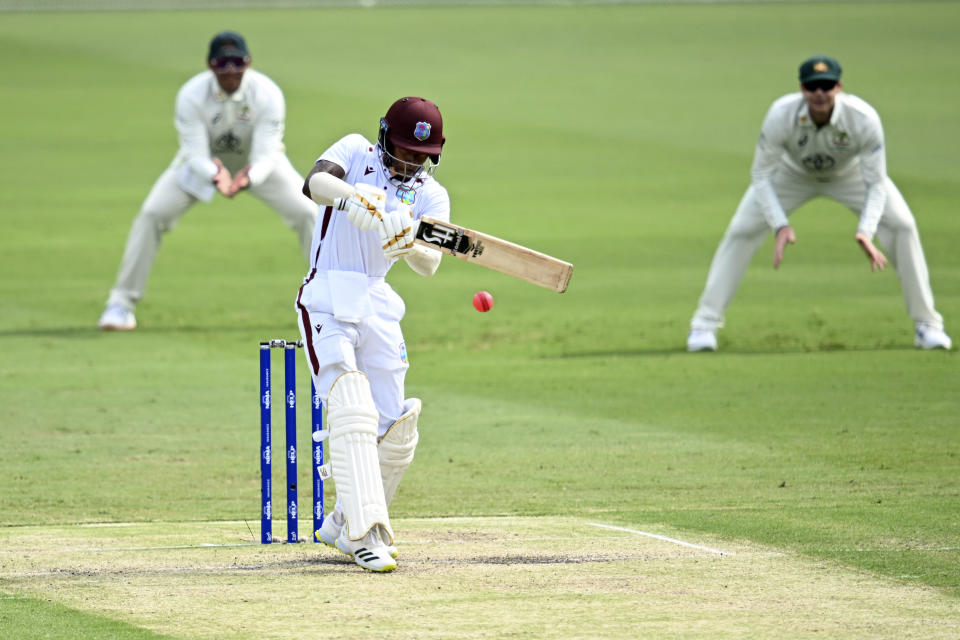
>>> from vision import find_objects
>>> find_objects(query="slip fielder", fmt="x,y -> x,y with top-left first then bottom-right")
98,32 -> 317,331
688,55 -> 951,351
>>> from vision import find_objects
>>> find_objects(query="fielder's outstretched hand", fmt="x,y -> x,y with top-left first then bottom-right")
855,233 -> 888,272
335,183 -> 385,232
380,205 -> 418,259
225,165 -> 251,197
213,158 -> 233,197
773,225 -> 796,269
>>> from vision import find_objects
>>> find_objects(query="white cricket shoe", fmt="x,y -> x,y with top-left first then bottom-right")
316,507 -> 397,558
315,509 -> 344,548
98,304 -> 136,331
335,526 -> 397,573
914,324 -> 952,350
322,509 -> 400,560
687,329 -> 717,352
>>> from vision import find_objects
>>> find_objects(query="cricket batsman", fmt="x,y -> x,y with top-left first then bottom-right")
296,97 -> 449,572
688,55 -> 951,352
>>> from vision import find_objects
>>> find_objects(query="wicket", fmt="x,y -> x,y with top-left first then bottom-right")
259,339 -> 327,544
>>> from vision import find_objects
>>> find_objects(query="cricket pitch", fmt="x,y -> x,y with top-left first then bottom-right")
1,516 -> 957,639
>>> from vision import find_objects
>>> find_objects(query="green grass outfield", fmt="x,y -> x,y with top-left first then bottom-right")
1,3 -> 958,638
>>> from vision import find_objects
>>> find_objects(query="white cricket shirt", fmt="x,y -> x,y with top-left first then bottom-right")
751,92 -> 888,237
298,134 -> 451,319
171,68 -> 288,188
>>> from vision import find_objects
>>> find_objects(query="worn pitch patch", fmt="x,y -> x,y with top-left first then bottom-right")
0,516 -> 956,640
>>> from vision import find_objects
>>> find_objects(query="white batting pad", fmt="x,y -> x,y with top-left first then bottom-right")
327,371 -> 393,543
378,398 -> 421,506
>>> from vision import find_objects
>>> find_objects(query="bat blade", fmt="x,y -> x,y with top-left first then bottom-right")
415,217 -> 573,293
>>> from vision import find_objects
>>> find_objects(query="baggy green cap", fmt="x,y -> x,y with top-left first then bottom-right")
798,56 -> 842,83
208,31 -> 250,61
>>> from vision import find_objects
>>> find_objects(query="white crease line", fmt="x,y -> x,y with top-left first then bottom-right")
92,543 -> 261,552
0,543 -> 263,554
588,522 -> 732,556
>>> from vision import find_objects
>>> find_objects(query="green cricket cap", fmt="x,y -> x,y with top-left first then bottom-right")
798,56 -> 842,83
208,31 -> 250,61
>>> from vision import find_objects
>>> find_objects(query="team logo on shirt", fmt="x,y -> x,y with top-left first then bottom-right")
797,133 -> 808,147
413,121 -> 431,141
802,153 -> 836,172
214,131 -> 242,153
238,104 -> 251,121
396,183 -> 416,205
832,131 -> 850,147
399,342 -> 408,363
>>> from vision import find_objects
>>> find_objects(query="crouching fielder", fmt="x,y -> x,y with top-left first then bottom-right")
688,55 -> 951,352
295,97 -> 448,572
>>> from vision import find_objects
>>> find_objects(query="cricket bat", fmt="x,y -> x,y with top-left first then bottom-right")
415,217 -> 573,293
306,174 -> 574,292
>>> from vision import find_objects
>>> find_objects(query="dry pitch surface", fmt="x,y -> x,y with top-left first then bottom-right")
1,516 -> 957,639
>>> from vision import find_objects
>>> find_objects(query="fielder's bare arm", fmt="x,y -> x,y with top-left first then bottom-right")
687,55 -> 951,352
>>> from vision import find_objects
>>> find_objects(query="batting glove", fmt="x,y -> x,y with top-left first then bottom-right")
380,205 -> 418,260
335,183 -> 386,233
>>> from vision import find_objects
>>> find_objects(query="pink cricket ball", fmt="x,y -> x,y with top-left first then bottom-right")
472,291 -> 494,312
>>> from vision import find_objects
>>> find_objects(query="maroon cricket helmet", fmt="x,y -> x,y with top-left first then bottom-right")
380,97 -> 445,158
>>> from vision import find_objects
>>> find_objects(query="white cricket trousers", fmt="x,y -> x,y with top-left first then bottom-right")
691,168 -> 944,331
106,156 -> 317,309
297,309 -> 409,437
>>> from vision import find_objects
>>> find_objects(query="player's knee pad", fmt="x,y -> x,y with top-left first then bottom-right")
378,398 -> 421,507
327,371 -> 393,543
